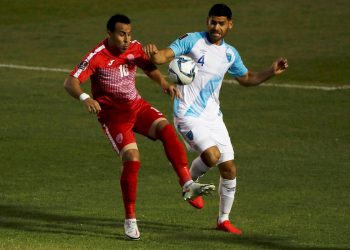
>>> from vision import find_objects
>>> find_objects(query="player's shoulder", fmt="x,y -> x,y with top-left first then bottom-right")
176,31 -> 206,42
129,40 -> 142,48
90,39 -> 107,54
223,41 -> 241,57
79,39 -> 107,66
127,40 -> 144,52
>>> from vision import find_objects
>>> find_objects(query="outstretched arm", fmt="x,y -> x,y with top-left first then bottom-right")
63,76 -> 101,114
143,66 -> 181,99
143,45 -> 175,65
236,58 -> 288,87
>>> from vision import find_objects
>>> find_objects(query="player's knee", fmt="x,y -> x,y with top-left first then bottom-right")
210,150 -> 221,165
201,147 -> 221,166
122,149 -> 140,162
218,161 -> 237,179
157,123 -> 178,142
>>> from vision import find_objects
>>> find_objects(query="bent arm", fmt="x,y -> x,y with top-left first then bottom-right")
143,66 -> 181,99
63,76 -> 101,114
236,68 -> 275,87
144,45 -> 175,65
63,75 -> 85,99
236,58 -> 288,87
143,66 -> 168,90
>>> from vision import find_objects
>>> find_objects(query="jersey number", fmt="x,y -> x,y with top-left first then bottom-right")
119,64 -> 129,77
197,55 -> 205,66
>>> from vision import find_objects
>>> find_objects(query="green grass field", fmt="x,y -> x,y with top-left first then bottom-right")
0,1 -> 349,249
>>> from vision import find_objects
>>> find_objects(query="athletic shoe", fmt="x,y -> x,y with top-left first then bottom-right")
183,182 -> 215,201
124,219 -> 140,240
216,220 -> 242,235
188,196 -> 204,209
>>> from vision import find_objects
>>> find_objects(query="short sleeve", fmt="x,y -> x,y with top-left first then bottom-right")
134,43 -> 157,71
227,48 -> 248,77
169,32 -> 203,57
70,53 -> 95,83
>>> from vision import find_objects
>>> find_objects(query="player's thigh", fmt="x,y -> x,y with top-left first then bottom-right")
174,117 -> 216,154
133,100 -> 166,139
101,120 -> 138,157
210,119 -> 234,164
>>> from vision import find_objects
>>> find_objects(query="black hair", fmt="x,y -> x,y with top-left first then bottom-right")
107,14 -> 131,32
208,4 -> 232,19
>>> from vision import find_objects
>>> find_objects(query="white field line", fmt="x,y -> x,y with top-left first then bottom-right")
1,63 -> 349,91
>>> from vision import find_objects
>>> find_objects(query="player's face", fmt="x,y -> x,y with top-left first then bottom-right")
108,22 -> 132,53
207,16 -> 233,45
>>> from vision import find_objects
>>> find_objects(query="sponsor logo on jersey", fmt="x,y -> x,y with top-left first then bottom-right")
179,33 -> 189,40
108,59 -> 115,66
185,130 -> 194,141
78,60 -> 89,70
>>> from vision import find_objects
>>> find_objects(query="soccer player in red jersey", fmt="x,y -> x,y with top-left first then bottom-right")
63,14 -> 215,240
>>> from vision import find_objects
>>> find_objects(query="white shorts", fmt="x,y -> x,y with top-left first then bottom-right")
174,115 -> 234,164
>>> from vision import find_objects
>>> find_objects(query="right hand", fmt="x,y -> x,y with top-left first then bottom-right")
83,98 -> 101,114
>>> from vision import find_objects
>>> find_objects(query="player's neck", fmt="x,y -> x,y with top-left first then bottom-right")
106,39 -> 123,55
205,32 -> 224,46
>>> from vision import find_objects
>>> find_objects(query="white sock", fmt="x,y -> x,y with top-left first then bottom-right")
125,218 -> 137,222
182,180 -> 194,191
218,177 -> 236,224
190,156 -> 211,181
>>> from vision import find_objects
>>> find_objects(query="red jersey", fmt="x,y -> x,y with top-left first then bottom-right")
70,38 -> 155,106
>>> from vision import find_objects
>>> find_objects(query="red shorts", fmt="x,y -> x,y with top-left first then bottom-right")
98,98 -> 165,154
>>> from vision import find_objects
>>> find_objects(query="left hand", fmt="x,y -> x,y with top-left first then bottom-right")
272,58 -> 288,75
162,84 -> 181,99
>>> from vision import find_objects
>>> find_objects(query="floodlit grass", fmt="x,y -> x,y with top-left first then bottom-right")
0,0 -> 349,249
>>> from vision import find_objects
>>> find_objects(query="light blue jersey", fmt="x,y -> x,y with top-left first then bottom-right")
170,32 -> 248,120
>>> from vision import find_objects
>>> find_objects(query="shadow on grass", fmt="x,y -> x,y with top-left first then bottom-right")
0,203 -> 190,240
174,230 -> 349,250
0,203 -> 348,249
0,203 -> 124,239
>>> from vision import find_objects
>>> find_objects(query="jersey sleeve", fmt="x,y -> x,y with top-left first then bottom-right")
136,51 -> 156,71
69,54 -> 95,83
227,48 -> 248,77
133,43 -> 157,71
169,32 -> 203,57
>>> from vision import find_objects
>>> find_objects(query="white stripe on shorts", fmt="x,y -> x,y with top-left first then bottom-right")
103,124 -> 120,154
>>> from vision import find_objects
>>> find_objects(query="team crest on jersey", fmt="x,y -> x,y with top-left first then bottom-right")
185,130 -> 194,141
127,54 -> 135,64
179,33 -> 189,40
116,133 -> 123,144
226,52 -> 233,62
78,60 -> 89,70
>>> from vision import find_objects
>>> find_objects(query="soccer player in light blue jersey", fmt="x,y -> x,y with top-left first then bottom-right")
144,4 -> 288,234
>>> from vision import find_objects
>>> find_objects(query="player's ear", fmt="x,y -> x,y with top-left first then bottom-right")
228,20 -> 233,29
107,30 -> 112,37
